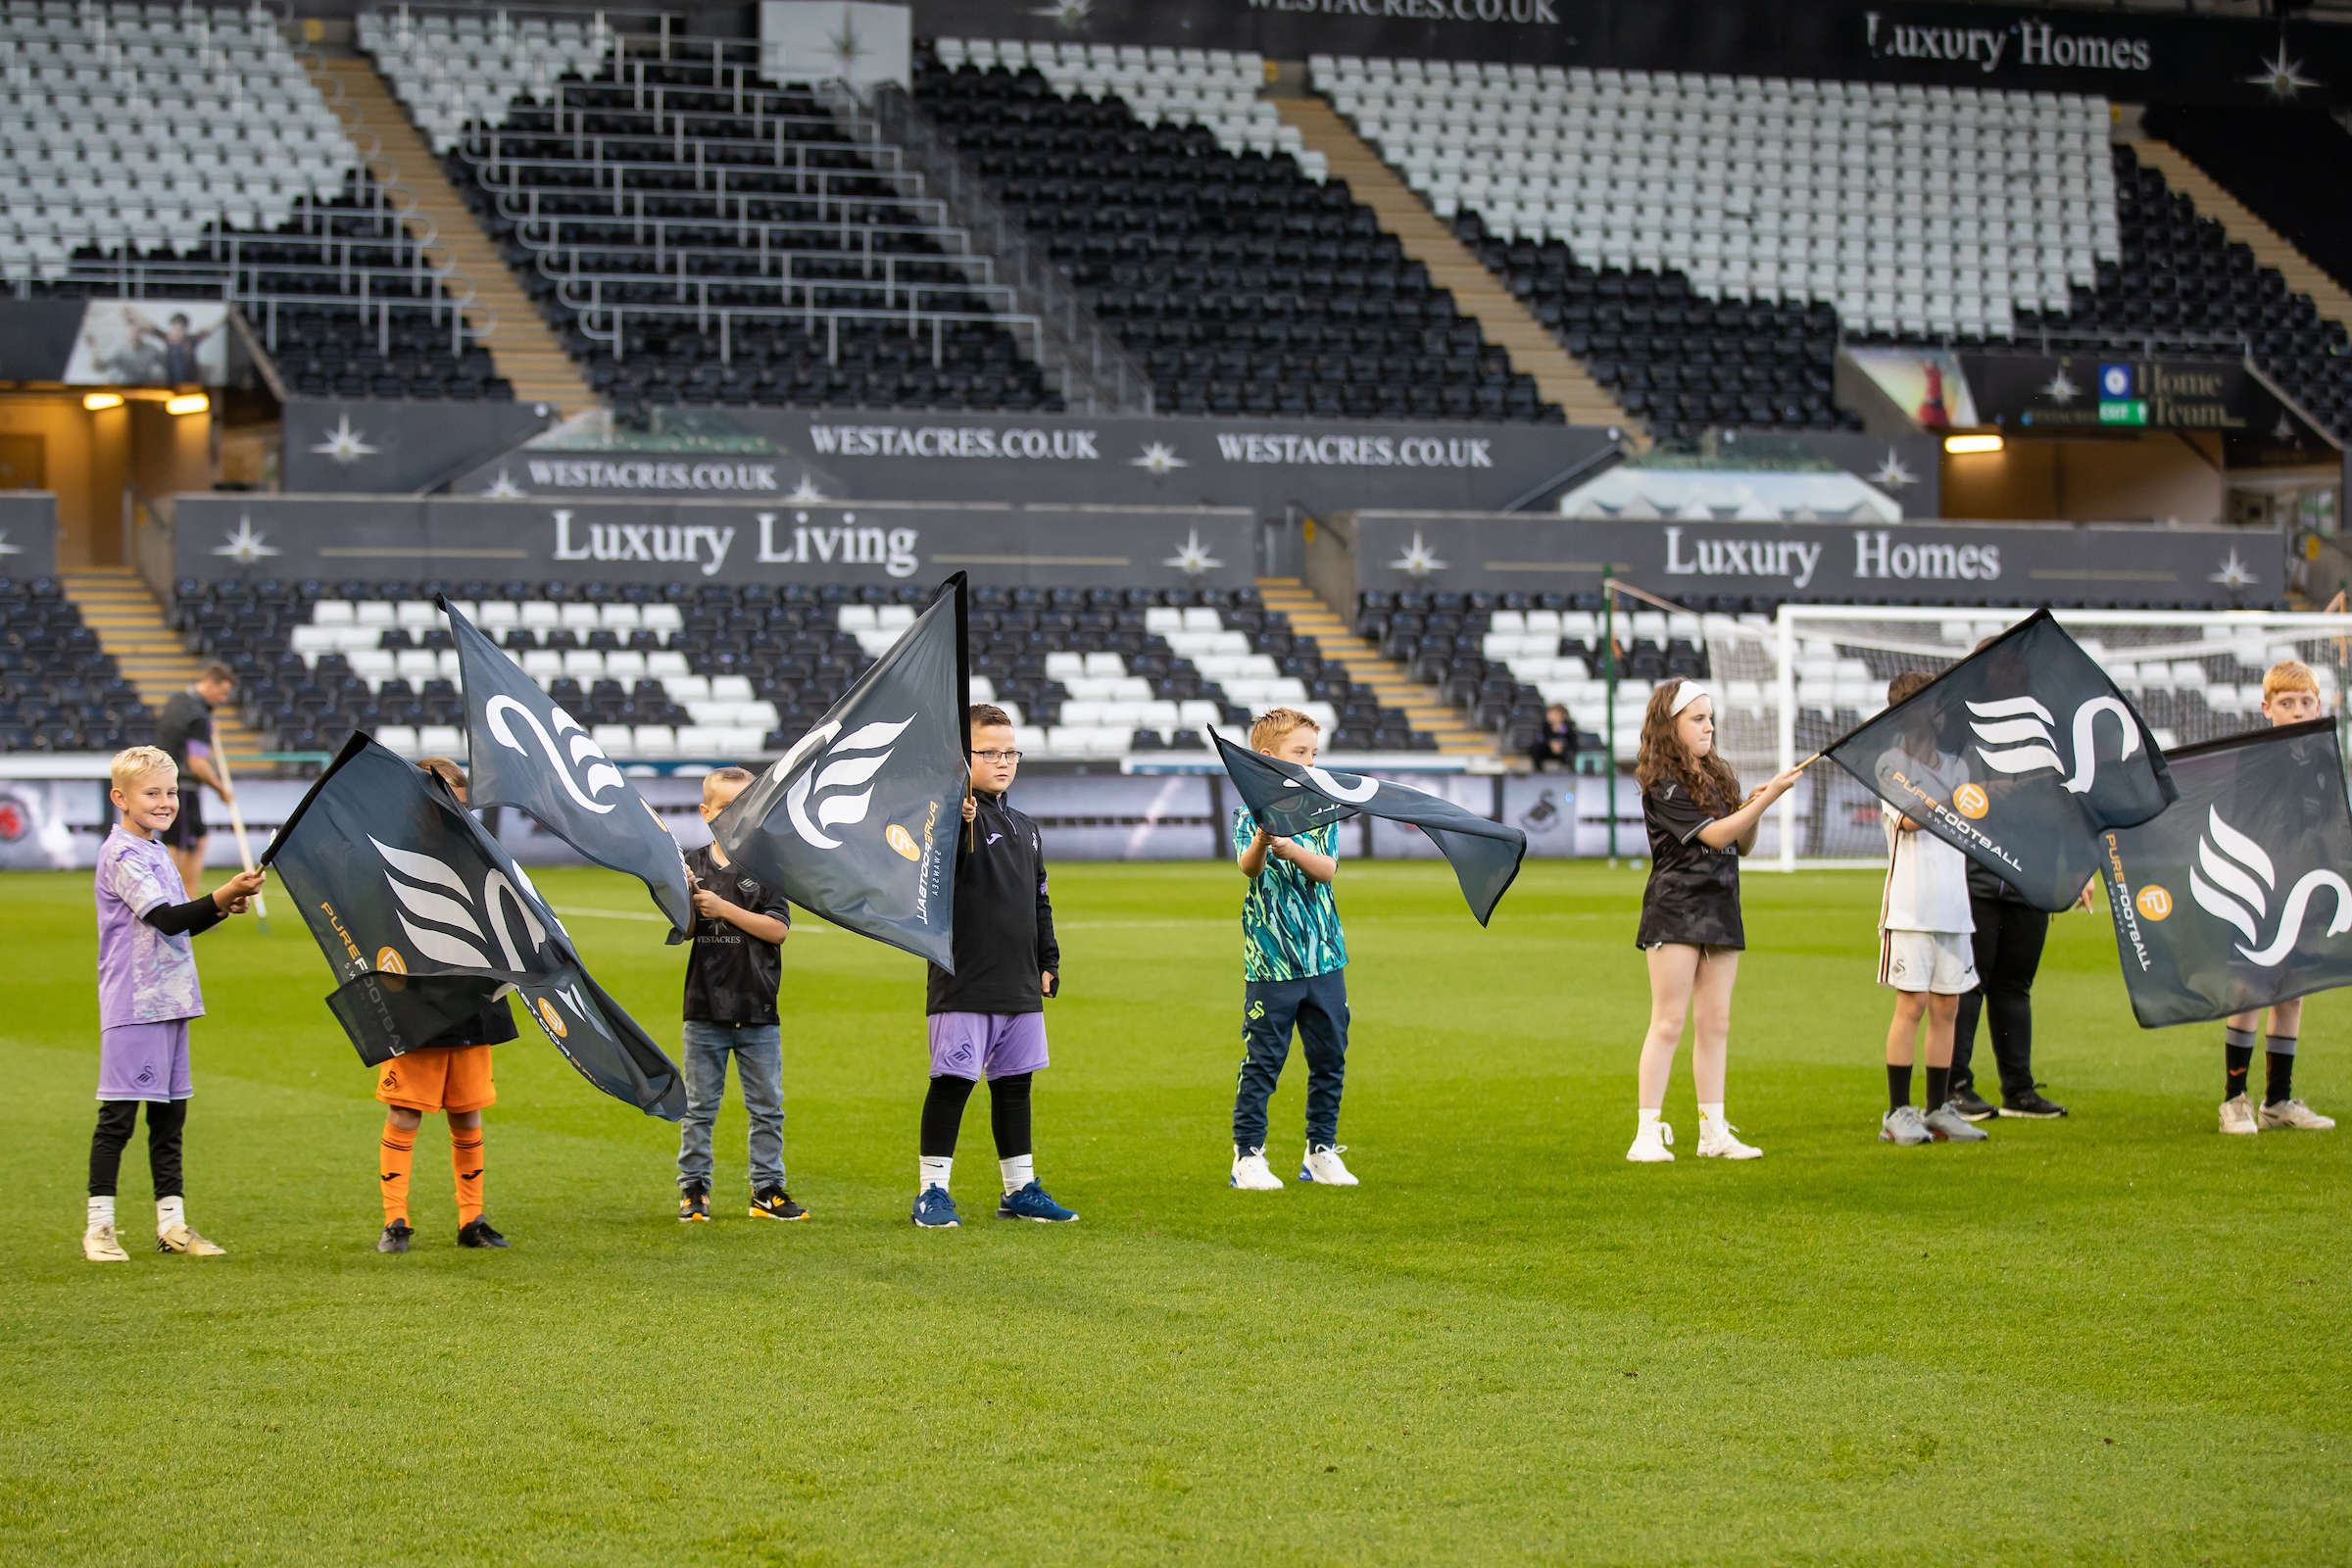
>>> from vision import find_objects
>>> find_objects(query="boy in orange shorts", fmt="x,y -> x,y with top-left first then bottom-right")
374,759 -> 515,1252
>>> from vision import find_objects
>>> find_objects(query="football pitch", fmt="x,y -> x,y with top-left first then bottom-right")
2,859 -> 2345,1566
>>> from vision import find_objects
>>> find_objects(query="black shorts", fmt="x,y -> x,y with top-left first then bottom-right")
163,790 -> 206,851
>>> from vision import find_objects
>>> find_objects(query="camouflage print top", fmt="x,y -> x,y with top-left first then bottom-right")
1232,808 -> 1348,983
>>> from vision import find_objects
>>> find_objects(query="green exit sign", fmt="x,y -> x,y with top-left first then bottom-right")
2099,400 -> 2149,425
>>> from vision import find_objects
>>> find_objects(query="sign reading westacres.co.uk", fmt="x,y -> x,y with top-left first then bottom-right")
1317,510 -> 2280,608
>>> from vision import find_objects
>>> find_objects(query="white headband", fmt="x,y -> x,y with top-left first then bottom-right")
1667,680 -> 1711,716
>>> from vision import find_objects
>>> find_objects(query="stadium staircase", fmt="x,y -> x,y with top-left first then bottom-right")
303,56 -> 599,415
2131,139 -> 2352,338
1254,578 -> 1492,758
1271,99 -> 1640,437
60,569 -> 267,771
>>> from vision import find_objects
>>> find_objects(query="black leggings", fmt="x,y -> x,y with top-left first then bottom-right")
919,1072 -> 1032,1160
89,1099 -> 187,1199
1952,899 -> 2049,1100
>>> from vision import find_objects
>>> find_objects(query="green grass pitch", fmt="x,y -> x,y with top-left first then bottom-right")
1,858 -> 2346,1565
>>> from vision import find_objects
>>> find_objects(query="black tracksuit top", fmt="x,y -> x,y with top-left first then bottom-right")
925,790 -> 1060,1016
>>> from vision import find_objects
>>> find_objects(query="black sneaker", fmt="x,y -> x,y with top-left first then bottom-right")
2001,1087 -> 2069,1119
679,1186 -> 710,1223
1947,1085 -> 1998,1122
750,1186 -> 808,1222
457,1216 -> 510,1249
376,1220 -> 413,1254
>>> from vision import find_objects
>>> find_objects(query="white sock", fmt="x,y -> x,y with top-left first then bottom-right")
87,1196 -> 115,1232
917,1155 -> 952,1194
157,1196 -> 185,1237
1699,1102 -> 1727,1128
999,1153 -> 1034,1195
1638,1107 -> 1663,1130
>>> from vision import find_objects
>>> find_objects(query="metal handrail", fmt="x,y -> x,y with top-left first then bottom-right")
565,297 -> 1048,374
860,81 -> 1155,416
531,246 -> 1012,312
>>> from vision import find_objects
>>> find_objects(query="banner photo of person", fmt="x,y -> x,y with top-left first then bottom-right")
1212,729 -> 1527,924
442,596 -> 695,943
710,574 -> 969,968
61,301 -> 231,386
2099,718 -> 2352,1028
263,734 -> 687,1119
1822,610 -> 2178,911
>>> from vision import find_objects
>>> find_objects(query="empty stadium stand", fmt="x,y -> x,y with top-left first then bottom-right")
914,40 -> 1561,423
164,578 -> 1436,765
1,0 -> 500,397
0,574 -> 154,754
387,28 -> 1062,415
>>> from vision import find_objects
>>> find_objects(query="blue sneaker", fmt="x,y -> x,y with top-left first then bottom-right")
910,1184 -> 960,1228
995,1181 -> 1078,1223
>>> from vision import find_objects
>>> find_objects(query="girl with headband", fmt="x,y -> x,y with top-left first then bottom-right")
1626,679 -> 1805,1163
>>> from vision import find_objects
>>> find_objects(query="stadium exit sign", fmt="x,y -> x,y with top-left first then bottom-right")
2098,399 -> 2150,424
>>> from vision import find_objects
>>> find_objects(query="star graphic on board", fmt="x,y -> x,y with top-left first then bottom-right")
785,473 -> 829,502
1131,441 -> 1188,477
0,531 -> 19,558
211,517 -> 281,564
1387,531 -> 1447,577
2274,413 -> 2297,440
825,8 -> 870,78
1032,0 -> 1092,25
482,468 -> 528,499
2247,43 -> 2321,99
1162,529 -> 1224,575
2210,549 -> 2258,589
1866,449 -> 1916,490
309,414 -> 377,464
2041,368 -> 2081,405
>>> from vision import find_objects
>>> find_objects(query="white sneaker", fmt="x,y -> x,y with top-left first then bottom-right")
1299,1144 -> 1358,1185
2259,1098 -> 2336,1131
2219,1094 -> 2261,1136
1696,1118 -> 1762,1159
1626,1119 -> 1675,1163
1230,1146 -> 1283,1190
156,1224 -> 226,1256
82,1225 -> 129,1262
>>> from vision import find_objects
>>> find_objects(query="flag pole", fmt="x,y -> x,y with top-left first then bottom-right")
213,742 -> 269,932
1601,564 -> 1617,865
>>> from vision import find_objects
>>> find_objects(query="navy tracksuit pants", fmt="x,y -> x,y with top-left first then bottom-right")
1231,969 -> 1349,1152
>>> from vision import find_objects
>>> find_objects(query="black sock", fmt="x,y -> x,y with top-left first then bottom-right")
2225,1027 -> 2256,1102
919,1075 -> 976,1158
1926,1065 -> 1952,1110
2266,1037 -> 2298,1106
1887,1063 -> 1913,1113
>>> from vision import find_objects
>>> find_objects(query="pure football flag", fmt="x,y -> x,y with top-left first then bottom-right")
1822,609 -> 2177,911
710,575 -> 969,968
2098,717 -> 2352,1027
442,596 -> 694,942
262,734 -> 687,1119
1212,728 -> 1527,924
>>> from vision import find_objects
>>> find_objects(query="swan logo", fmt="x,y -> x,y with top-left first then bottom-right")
2187,808 -> 2352,966
1966,694 -> 2140,795
484,695 -> 627,814
369,836 -> 548,971
767,716 -> 914,851
1282,766 -> 1383,804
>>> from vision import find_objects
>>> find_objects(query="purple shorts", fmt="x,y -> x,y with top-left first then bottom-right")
926,1011 -> 1050,1081
98,1019 -> 193,1102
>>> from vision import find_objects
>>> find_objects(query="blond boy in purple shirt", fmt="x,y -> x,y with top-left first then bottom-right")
84,747 -> 264,1263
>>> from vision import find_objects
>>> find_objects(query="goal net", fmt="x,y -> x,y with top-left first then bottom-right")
1694,607 -> 2352,870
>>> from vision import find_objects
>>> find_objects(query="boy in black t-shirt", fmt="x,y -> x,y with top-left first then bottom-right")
675,767 -> 802,1223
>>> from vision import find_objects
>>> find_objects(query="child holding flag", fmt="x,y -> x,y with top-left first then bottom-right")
1628,681 -> 1802,1163
2219,660 -> 2335,1136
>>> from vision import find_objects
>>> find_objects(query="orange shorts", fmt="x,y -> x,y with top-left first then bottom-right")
375,1045 -> 496,1113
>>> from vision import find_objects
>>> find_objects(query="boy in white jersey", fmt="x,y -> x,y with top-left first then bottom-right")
1874,671 -> 1989,1147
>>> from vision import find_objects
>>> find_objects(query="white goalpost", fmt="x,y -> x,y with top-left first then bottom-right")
1690,606 -> 2352,872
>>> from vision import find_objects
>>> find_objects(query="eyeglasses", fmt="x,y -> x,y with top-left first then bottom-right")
972,749 -> 1023,763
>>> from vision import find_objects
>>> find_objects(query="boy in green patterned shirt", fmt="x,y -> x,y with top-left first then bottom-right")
1229,708 -> 1356,1192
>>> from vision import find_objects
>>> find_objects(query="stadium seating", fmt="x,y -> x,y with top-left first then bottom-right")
356,7 -> 613,155
915,40 -> 1560,423
170,578 -> 1433,764
402,35 -> 1060,416
0,576 -> 153,753
0,1 -> 497,398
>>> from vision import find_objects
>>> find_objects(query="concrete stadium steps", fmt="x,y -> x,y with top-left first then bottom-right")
1255,577 -> 1493,758
61,569 -> 268,770
2132,138 -> 2352,340
308,56 -> 599,415
1272,99 -> 1640,436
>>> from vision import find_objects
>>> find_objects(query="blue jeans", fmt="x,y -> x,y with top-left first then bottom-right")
1232,970 -> 1349,1152
677,1020 -> 785,1192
